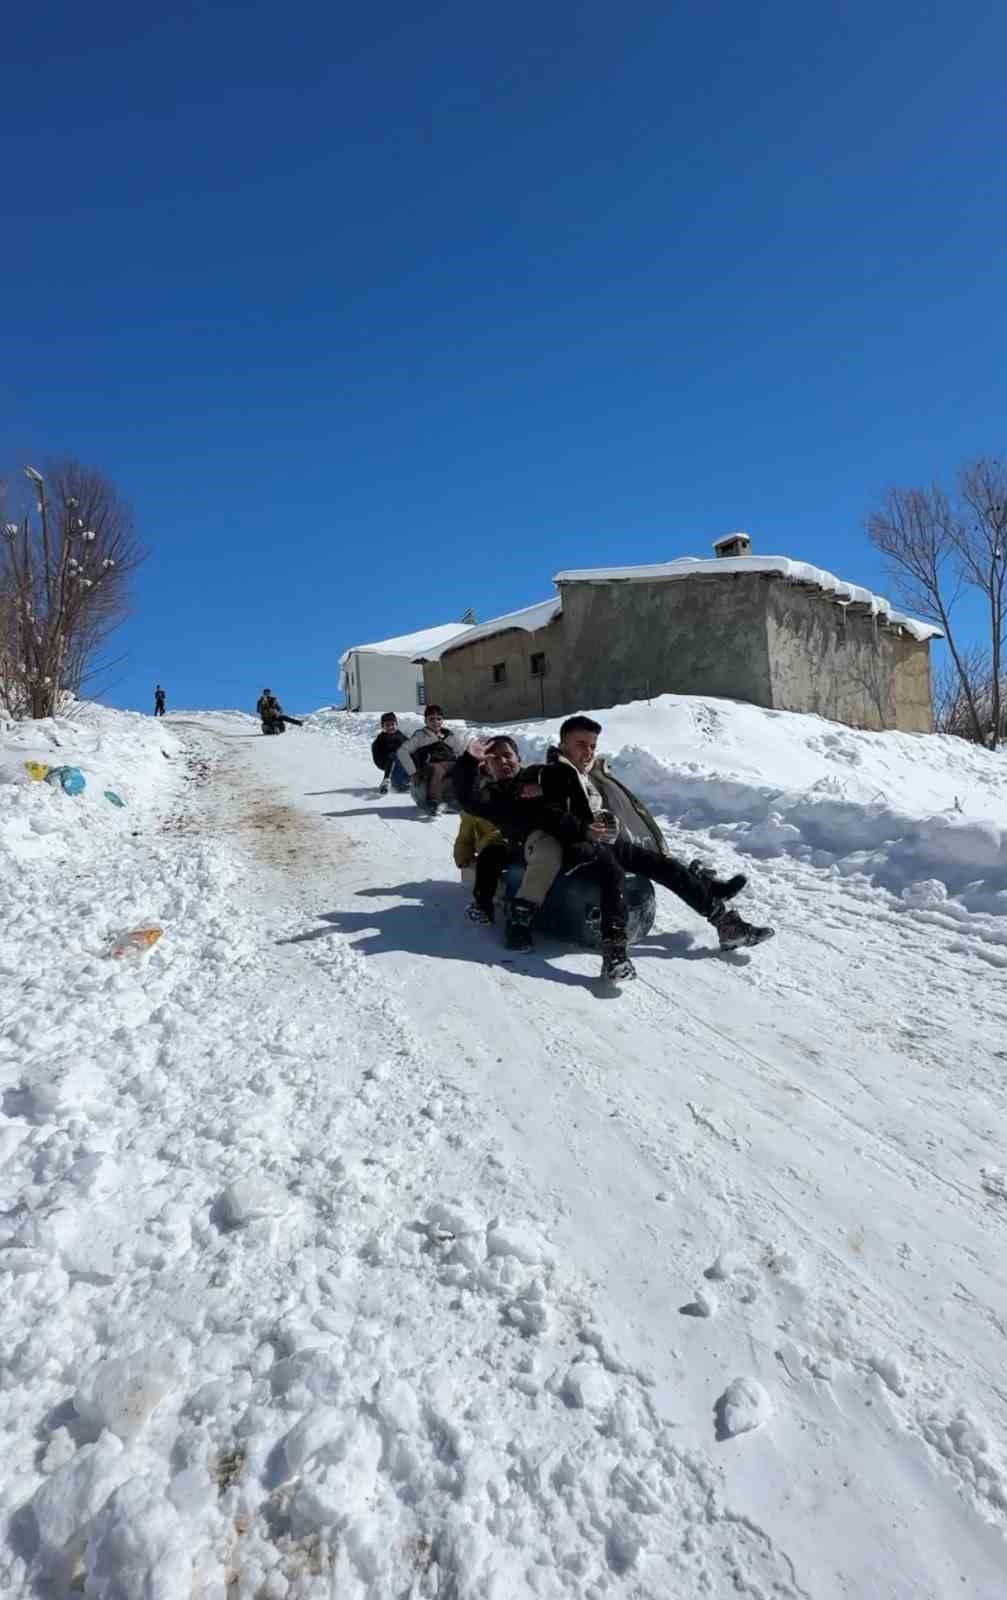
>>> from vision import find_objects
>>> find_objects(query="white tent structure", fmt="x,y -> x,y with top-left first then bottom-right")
338,622 -> 473,712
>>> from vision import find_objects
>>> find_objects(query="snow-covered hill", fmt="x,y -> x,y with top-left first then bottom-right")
1,697 -> 1004,1598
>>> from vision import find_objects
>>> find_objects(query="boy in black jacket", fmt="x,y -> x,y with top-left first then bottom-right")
534,716 -> 773,980
451,736 -> 562,939
371,713 -> 409,793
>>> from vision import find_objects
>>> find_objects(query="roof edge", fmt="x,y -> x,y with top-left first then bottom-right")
413,597 -> 562,662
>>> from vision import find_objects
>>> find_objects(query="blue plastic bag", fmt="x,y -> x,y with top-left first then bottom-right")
44,765 -> 86,796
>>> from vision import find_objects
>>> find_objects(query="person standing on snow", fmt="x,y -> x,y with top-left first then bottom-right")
371,712 -> 410,793
154,685 -> 166,716
396,705 -> 467,815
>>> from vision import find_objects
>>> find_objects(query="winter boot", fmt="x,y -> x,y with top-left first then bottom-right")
464,897 -> 495,926
600,934 -> 637,984
504,897 -> 536,952
689,859 -> 747,900
709,903 -> 775,951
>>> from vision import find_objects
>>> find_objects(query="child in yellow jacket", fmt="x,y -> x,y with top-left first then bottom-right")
453,812 -> 503,886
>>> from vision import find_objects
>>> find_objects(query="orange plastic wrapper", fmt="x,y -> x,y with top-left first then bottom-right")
109,926 -> 163,959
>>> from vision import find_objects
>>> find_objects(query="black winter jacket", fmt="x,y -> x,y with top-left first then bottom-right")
371,729 -> 407,771
538,749 -> 667,854
451,752 -> 552,845
451,750 -> 630,850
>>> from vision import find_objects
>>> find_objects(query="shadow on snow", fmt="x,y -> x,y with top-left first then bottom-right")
276,881 -> 747,982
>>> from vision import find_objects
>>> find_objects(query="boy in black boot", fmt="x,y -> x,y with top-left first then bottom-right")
708,903 -> 775,950
537,717 -> 774,975
464,838 -> 517,925
453,737 -> 563,947
600,929 -> 636,984
504,896 -> 536,952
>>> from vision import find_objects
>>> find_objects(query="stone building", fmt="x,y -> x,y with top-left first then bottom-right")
415,536 -> 940,733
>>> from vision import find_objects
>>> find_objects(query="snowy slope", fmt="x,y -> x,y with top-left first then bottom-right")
1,699 -> 1005,1598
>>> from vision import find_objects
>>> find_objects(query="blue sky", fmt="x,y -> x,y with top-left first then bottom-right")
4,0 -> 1005,712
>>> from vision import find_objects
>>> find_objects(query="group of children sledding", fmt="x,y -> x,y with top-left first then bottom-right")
371,705 -> 774,985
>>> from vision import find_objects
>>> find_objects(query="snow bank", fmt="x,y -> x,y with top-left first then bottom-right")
0,702 -> 183,870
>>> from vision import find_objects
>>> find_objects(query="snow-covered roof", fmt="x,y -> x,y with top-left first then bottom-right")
553,557 -> 942,643
339,622 -> 472,682
414,597 -> 562,662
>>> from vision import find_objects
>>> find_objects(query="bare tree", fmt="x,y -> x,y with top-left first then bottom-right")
953,457 -> 1007,747
932,643 -> 992,738
0,459 -> 144,720
867,458 -> 1007,746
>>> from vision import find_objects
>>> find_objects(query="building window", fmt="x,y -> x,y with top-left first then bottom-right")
530,652 -> 546,677
416,681 -> 426,706
491,662 -> 507,685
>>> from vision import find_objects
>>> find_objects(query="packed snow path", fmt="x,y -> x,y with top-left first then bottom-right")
2,704 -> 1005,1598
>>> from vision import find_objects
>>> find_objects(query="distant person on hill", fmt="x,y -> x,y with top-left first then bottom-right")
256,688 -> 281,729
371,712 -> 410,793
397,705 -> 466,815
154,685 -> 166,716
256,688 -> 303,732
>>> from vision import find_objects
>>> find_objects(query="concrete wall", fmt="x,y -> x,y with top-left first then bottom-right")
345,652 -> 426,714
889,629 -> 934,733
423,618 -> 565,722
556,572 -> 774,710
765,582 -> 933,733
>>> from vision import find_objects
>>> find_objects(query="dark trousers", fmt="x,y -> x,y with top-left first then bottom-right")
568,839 -> 717,940
154,703 -> 165,716
474,840 -> 522,905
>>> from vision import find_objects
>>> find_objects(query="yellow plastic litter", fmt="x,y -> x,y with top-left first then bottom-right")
110,926 -> 163,958
24,761 -> 50,781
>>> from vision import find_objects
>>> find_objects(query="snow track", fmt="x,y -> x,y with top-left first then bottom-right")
1,702 -> 1005,1598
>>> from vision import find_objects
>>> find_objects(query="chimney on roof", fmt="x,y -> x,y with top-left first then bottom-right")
712,531 -> 751,560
